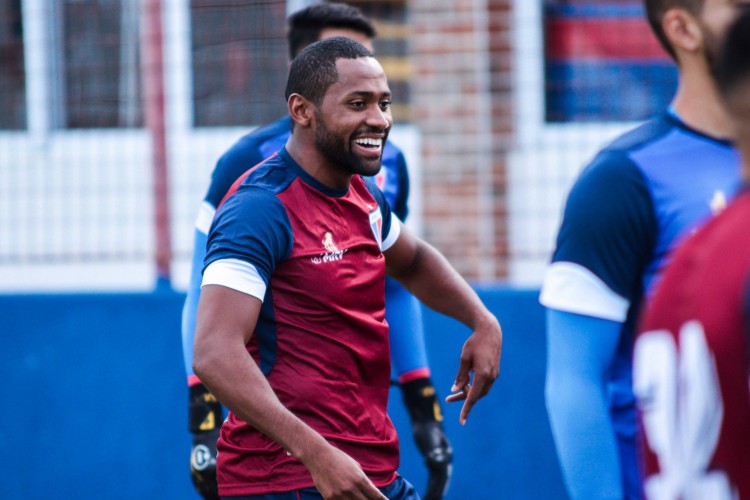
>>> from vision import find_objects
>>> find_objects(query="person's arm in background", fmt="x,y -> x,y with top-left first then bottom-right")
180,130 -> 276,500
545,309 -> 624,499
539,150 -> 657,500
181,201 -> 222,500
382,144 -> 452,500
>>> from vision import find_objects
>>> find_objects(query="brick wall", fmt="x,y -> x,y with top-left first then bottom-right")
410,0 -> 513,281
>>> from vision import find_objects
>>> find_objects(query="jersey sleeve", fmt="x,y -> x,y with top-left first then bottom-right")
204,186 -> 293,292
540,150 -> 658,321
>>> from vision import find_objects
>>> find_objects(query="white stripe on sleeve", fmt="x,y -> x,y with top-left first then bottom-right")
201,258 -> 267,301
381,214 -> 402,252
195,201 -> 217,235
539,261 -> 630,322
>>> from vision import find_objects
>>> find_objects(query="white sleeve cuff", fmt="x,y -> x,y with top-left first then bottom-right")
539,261 -> 630,322
382,214 -> 401,252
201,258 -> 267,301
195,201 -> 217,235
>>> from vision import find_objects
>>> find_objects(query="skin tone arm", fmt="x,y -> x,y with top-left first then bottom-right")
193,285 -> 388,500
384,223 -> 503,425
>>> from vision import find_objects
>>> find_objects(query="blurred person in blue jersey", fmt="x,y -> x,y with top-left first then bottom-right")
540,0 -> 749,498
633,11 -> 750,498
182,4 -> 452,500
193,37 -> 502,499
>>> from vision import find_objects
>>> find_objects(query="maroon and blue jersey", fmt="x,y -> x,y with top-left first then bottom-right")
182,115 -> 423,385
202,148 -> 401,496
634,186 -> 750,499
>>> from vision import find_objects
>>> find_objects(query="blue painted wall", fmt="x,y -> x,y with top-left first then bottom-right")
0,287 -> 565,499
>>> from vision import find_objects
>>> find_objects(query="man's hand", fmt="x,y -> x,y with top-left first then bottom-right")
413,421 -> 452,500
189,383 -> 223,500
303,443 -> 388,500
446,315 -> 503,425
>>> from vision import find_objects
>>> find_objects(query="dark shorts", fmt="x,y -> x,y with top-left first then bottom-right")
223,475 -> 420,500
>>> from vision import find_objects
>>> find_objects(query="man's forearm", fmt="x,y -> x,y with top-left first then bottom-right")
193,338 -> 329,464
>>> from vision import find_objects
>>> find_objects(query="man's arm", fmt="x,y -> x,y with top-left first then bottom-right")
384,224 -> 502,425
181,204 -> 222,500
193,284 -> 387,500
544,308 -> 624,500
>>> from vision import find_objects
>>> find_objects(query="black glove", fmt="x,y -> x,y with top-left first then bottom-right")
189,383 -> 223,500
413,420 -> 453,500
401,377 -> 453,500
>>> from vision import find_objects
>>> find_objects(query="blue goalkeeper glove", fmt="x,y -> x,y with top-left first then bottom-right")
189,383 -> 222,500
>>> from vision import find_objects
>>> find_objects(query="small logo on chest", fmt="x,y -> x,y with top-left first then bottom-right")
312,232 -> 348,264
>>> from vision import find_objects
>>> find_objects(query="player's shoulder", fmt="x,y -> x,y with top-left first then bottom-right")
223,116 -> 291,159
207,117 -> 291,204
572,115 -> 683,190
603,113 -> 676,154
235,149 -> 298,196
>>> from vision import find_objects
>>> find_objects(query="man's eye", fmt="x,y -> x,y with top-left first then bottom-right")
351,101 -> 366,108
380,101 -> 391,111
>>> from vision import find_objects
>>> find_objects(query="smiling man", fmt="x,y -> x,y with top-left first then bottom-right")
192,37 -> 503,500
182,8 -> 453,498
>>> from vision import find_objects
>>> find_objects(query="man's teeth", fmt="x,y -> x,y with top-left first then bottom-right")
355,138 -> 382,147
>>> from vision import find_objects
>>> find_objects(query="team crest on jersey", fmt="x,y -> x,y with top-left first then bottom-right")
311,232 -> 347,264
369,207 -> 384,250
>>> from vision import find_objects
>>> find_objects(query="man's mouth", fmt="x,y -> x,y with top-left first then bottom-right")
353,137 -> 384,157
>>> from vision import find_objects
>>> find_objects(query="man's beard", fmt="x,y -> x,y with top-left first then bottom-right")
701,21 -> 722,82
313,112 -> 386,177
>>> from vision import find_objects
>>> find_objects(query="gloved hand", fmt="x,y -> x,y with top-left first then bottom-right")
189,383 -> 223,500
400,377 -> 453,500
413,420 -> 453,500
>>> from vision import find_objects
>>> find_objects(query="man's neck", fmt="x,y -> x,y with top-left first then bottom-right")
285,136 -> 353,190
671,63 -> 734,140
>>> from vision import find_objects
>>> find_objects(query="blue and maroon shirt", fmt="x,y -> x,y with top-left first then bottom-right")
635,186 -> 750,499
202,147 -> 401,496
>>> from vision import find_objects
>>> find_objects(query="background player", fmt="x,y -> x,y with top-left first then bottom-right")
181,3 -> 451,499
539,0 -> 747,497
634,10 -> 750,498
193,37 -> 502,499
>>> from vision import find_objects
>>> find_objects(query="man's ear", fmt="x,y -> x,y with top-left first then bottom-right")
662,7 -> 703,56
288,94 -> 314,128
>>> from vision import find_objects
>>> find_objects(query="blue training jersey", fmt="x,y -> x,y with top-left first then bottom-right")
542,110 -> 739,329
540,111 -> 741,497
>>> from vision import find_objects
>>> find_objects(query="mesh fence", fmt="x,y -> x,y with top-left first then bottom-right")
0,0 -> 674,290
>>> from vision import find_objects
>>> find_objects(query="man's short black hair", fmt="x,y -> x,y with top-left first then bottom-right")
716,9 -> 750,98
287,2 -> 377,59
644,0 -> 703,60
285,36 -> 373,105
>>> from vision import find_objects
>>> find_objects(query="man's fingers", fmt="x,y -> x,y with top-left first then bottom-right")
451,357 -> 471,393
363,482 -> 389,500
445,391 -> 467,403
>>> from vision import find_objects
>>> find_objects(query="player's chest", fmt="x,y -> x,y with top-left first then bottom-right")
278,191 -> 386,285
